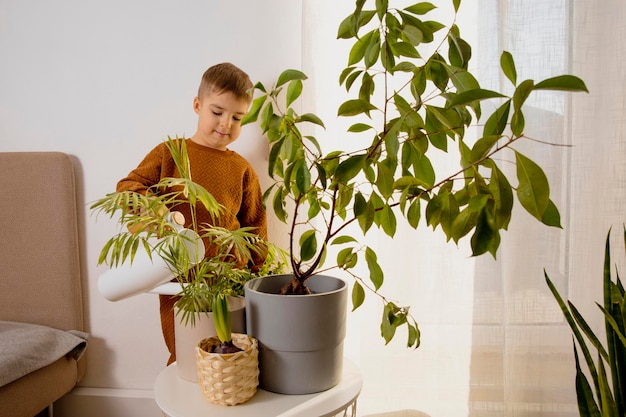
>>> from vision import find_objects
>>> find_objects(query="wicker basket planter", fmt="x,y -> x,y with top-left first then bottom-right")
195,333 -> 259,406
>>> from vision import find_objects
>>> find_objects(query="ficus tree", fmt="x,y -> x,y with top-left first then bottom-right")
242,0 -> 588,348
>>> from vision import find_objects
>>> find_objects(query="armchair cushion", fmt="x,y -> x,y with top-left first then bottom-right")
0,321 -> 87,387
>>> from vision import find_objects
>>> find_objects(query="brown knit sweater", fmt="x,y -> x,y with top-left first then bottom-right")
117,138 -> 268,253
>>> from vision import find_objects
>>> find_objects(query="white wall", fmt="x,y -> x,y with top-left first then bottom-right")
0,1 -> 301,415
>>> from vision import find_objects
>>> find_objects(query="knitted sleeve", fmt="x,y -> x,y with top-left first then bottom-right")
239,166 -> 268,269
116,143 -> 170,194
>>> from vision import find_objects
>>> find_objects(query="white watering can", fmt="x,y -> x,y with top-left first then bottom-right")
98,212 -> 204,301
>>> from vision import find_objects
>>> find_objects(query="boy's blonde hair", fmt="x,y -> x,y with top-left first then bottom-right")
197,62 -> 253,103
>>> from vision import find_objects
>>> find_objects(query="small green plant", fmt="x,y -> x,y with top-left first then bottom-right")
91,137 -> 284,325
243,0 -> 588,347
546,227 -> 626,417
208,293 -> 242,354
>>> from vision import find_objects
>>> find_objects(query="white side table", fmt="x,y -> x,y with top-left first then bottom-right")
154,358 -> 362,417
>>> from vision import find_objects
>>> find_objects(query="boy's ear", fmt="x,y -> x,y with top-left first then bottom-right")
192,96 -> 201,114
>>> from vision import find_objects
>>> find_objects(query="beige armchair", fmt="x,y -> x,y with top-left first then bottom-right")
0,152 -> 86,417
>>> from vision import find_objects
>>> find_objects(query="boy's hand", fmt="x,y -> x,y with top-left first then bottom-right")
126,209 -> 185,236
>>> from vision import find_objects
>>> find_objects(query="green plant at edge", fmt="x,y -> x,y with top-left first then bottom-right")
546,227 -> 626,417
242,0 -> 588,348
91,137 -> 287,326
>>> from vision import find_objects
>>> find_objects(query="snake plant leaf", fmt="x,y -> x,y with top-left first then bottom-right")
500,51 -> 517,85
515,151 -> 550,222
546,273 -> 601,394
352,281 -> 365,311
574,345 -> 602,417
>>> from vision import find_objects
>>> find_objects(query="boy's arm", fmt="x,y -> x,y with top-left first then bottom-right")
116,144 -> 166,194
239,169 -> 268,270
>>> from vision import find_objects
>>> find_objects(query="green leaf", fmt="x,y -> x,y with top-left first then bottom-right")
348,123 -> 374,132
331,235 -> 358,245
337,247 -> 358,269
407,199 -> 421,229
335,154 -> 366,184
241,95 -> 267,126
286,80 -> 303,108
513,79 -> 534,111
541,199 -> 562,228
299,230 -> 317,262
511,110 -> 525,136
500,51 -> 517,85
470,135 -> 500,163
404,2 -> 436,15
352,282 -> 365,311
483,100 -> 511,136
348,31 -> 374,66
486,161 -> 513,229
338,99 -> 378,117
573,346 -> 602,417
448,88 -> 506,108
295,160 -> 311,194
365,246 -> 384,290
272,186 -> 287,222
534,75 -> 588,92
379,205 -> 397,237
276,69 -> 308,88
470,208 -> 500,257
376,162 -> 394,199
337,14 -> 356,39
515,151 -> 550,221
297,113 -> 325,128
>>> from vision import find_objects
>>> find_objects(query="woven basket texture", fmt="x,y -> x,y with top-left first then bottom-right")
195,333 -> 259,406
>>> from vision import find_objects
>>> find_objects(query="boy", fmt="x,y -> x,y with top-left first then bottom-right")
116,62 -> 267,364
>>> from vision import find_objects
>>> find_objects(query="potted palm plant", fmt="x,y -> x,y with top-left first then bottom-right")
241,0 -> 588,394
546,227 -> 626,416
92,137 -> 282,381
195,293 -> 259,406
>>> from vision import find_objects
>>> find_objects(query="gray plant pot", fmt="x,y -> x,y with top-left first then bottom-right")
244,274 -> 347,394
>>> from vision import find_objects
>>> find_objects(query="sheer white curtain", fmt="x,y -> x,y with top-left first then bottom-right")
301,1 -> 625,416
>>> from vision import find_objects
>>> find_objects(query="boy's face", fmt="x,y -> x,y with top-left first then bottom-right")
191,91 -> 250,151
